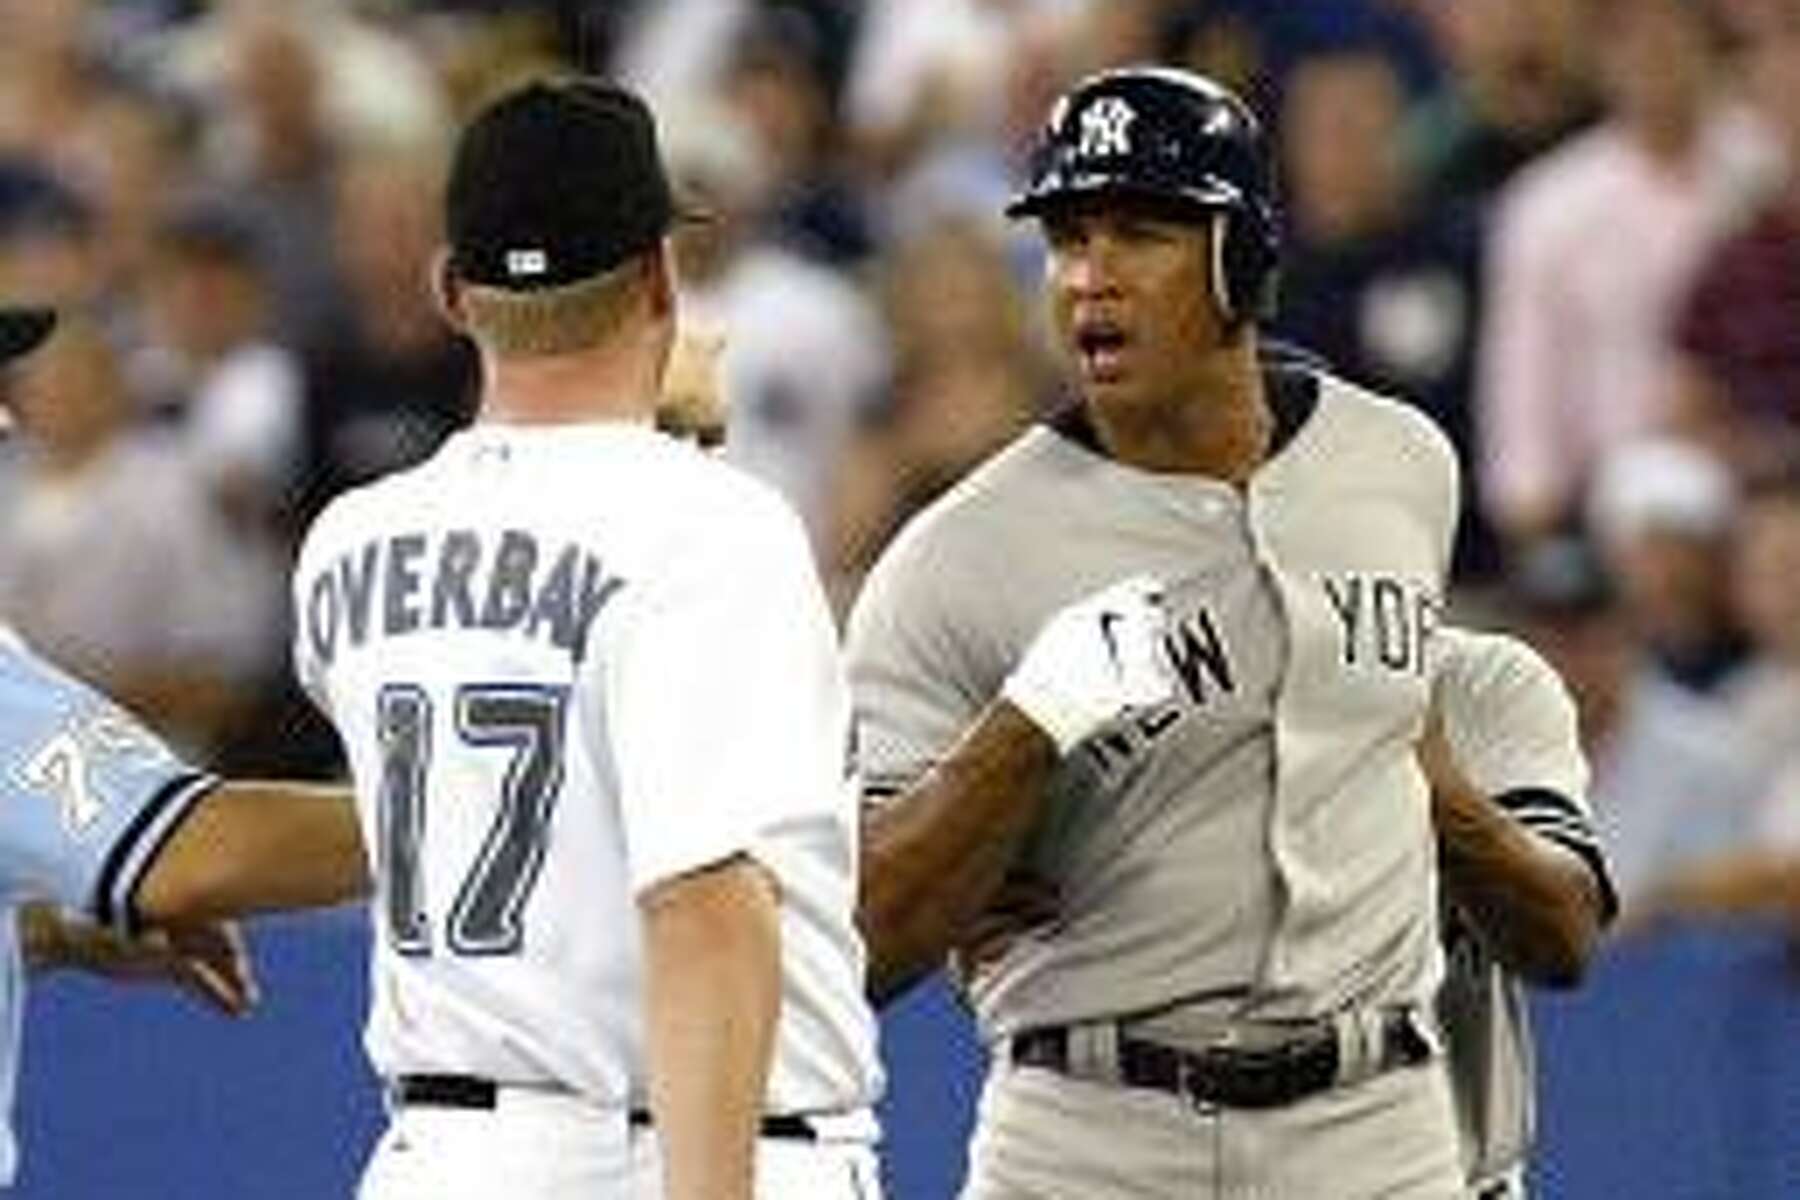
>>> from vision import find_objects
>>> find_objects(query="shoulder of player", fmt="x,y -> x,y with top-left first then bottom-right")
844,429 -> 1047,638
637,448 -> 820,590
859,429 -> 1050,582
678,446 -> 808,538
1436,625 -> 1569,714
1436,625 -> 1531,682
290,448 -> 458,586
1307,370 -> 1458,477
297,468 -> 414,556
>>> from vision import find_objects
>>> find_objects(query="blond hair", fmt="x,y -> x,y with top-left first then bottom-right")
460,256 -> 647,358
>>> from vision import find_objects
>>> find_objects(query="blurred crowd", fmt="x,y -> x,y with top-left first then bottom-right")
2,0 -> 1800,936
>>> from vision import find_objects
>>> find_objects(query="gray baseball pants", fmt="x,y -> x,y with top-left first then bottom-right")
959,1046 -> 1465,1199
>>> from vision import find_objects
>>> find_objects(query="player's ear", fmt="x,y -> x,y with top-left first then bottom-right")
430,247 -> 468,334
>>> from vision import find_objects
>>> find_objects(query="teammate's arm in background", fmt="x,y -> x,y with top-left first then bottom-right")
1426,629 -> 1618,988
641,855 -> 780,1200
859,577 -> 1170,1002
133,780 -> 368,925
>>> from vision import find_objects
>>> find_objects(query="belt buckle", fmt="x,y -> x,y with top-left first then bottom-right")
1176,1028 -> 1238,1112
1173,1051 -> 1210,1112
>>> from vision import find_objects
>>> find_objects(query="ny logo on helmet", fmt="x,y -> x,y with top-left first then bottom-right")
1077,97 -> 1135,158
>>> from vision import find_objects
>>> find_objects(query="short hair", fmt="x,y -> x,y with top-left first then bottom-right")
458,249 -> 650,358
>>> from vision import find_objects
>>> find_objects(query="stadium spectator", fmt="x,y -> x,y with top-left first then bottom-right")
136,197 -> 304,537
156,11 -> 360,355
1273,46 -> 1496,578
299,147 -> 476,526
0,315 -> 275,754
1403,0 -> 1599,212
1475,0 -> 1781,551
1585,436 -> 1751,694
719,7 -> 873,264
1673,20 -> 1800,478
824,214 -> 1044,610
666,102 -> 890,541
1617,466 -> 1800,930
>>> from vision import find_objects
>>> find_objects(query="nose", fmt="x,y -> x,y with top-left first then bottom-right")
1057,231 -> 1123,300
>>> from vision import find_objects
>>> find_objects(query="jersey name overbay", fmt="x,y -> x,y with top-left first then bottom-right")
302,528 -> 626,668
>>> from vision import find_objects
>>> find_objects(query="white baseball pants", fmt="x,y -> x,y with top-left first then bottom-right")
357,1086 -> 883,1200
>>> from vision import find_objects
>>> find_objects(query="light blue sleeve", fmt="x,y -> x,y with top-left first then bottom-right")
0,641 -> 217,932
0,909 -> 21,1188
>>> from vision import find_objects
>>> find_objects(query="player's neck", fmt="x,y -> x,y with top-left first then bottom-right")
1085,333 -> 1270,486
477,339 -> 662,427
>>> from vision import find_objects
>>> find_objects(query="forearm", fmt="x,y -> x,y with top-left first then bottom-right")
860,701 -> 1057,1003
642,856 -> 781,1200
1435,781 -> 1601,987
135,781 -> 369,925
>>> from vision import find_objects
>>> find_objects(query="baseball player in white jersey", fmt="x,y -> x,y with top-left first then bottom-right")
0,306 -> 371,1187
848,68 -> 1468,1197
289,79 -> 882,1200
1427,627 -> 1617,1199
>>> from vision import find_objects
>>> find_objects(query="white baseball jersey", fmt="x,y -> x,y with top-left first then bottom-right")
1433,627 -> 1616,1189
292,421 -> 881,1119
848,363 -> 1460,1034
0,624 -> 218,1183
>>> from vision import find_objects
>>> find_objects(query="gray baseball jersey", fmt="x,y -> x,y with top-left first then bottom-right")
847,364 -> 1459,1035
1433,628 -> 1617,1189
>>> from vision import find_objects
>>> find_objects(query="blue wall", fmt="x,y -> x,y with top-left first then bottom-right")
14,910 -> 1800,1198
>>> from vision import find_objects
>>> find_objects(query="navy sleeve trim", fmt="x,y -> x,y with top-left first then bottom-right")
92,771 -> 222,933
1493,786 -> 1620,925
1496,786 -> 1589,828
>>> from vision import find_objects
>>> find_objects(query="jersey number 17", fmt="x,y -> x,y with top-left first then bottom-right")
375,682 -> 569,957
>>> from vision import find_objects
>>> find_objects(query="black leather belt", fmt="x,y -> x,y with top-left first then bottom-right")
393,1074 -> 816,1140
395,1074 -> 499,1108
629,1109 -> 815,1141
1009,1009 -> 1431,1110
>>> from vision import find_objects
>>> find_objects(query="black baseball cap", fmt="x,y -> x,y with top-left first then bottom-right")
446,77 -> 689,291
0,307 -> 54,362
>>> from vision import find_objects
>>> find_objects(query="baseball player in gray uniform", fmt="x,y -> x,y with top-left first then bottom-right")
848,67 -> 1467,1198
1428,627 -> 1617,1199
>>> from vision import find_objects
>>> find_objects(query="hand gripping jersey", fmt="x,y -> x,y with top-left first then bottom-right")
292,423 -> 880,1119
0,626 -> 218,1182
847,362 -> 1460,1033
1433,627 -> 1617,1189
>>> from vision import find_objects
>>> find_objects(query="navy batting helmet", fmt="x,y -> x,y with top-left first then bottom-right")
1006,66 -> 1280,323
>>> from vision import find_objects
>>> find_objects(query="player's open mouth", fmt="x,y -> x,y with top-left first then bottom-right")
1075,322 -> 1129,380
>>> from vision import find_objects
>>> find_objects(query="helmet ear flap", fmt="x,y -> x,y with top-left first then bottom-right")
1209,213 -> 1237,323
1211,210 -> 1279,324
